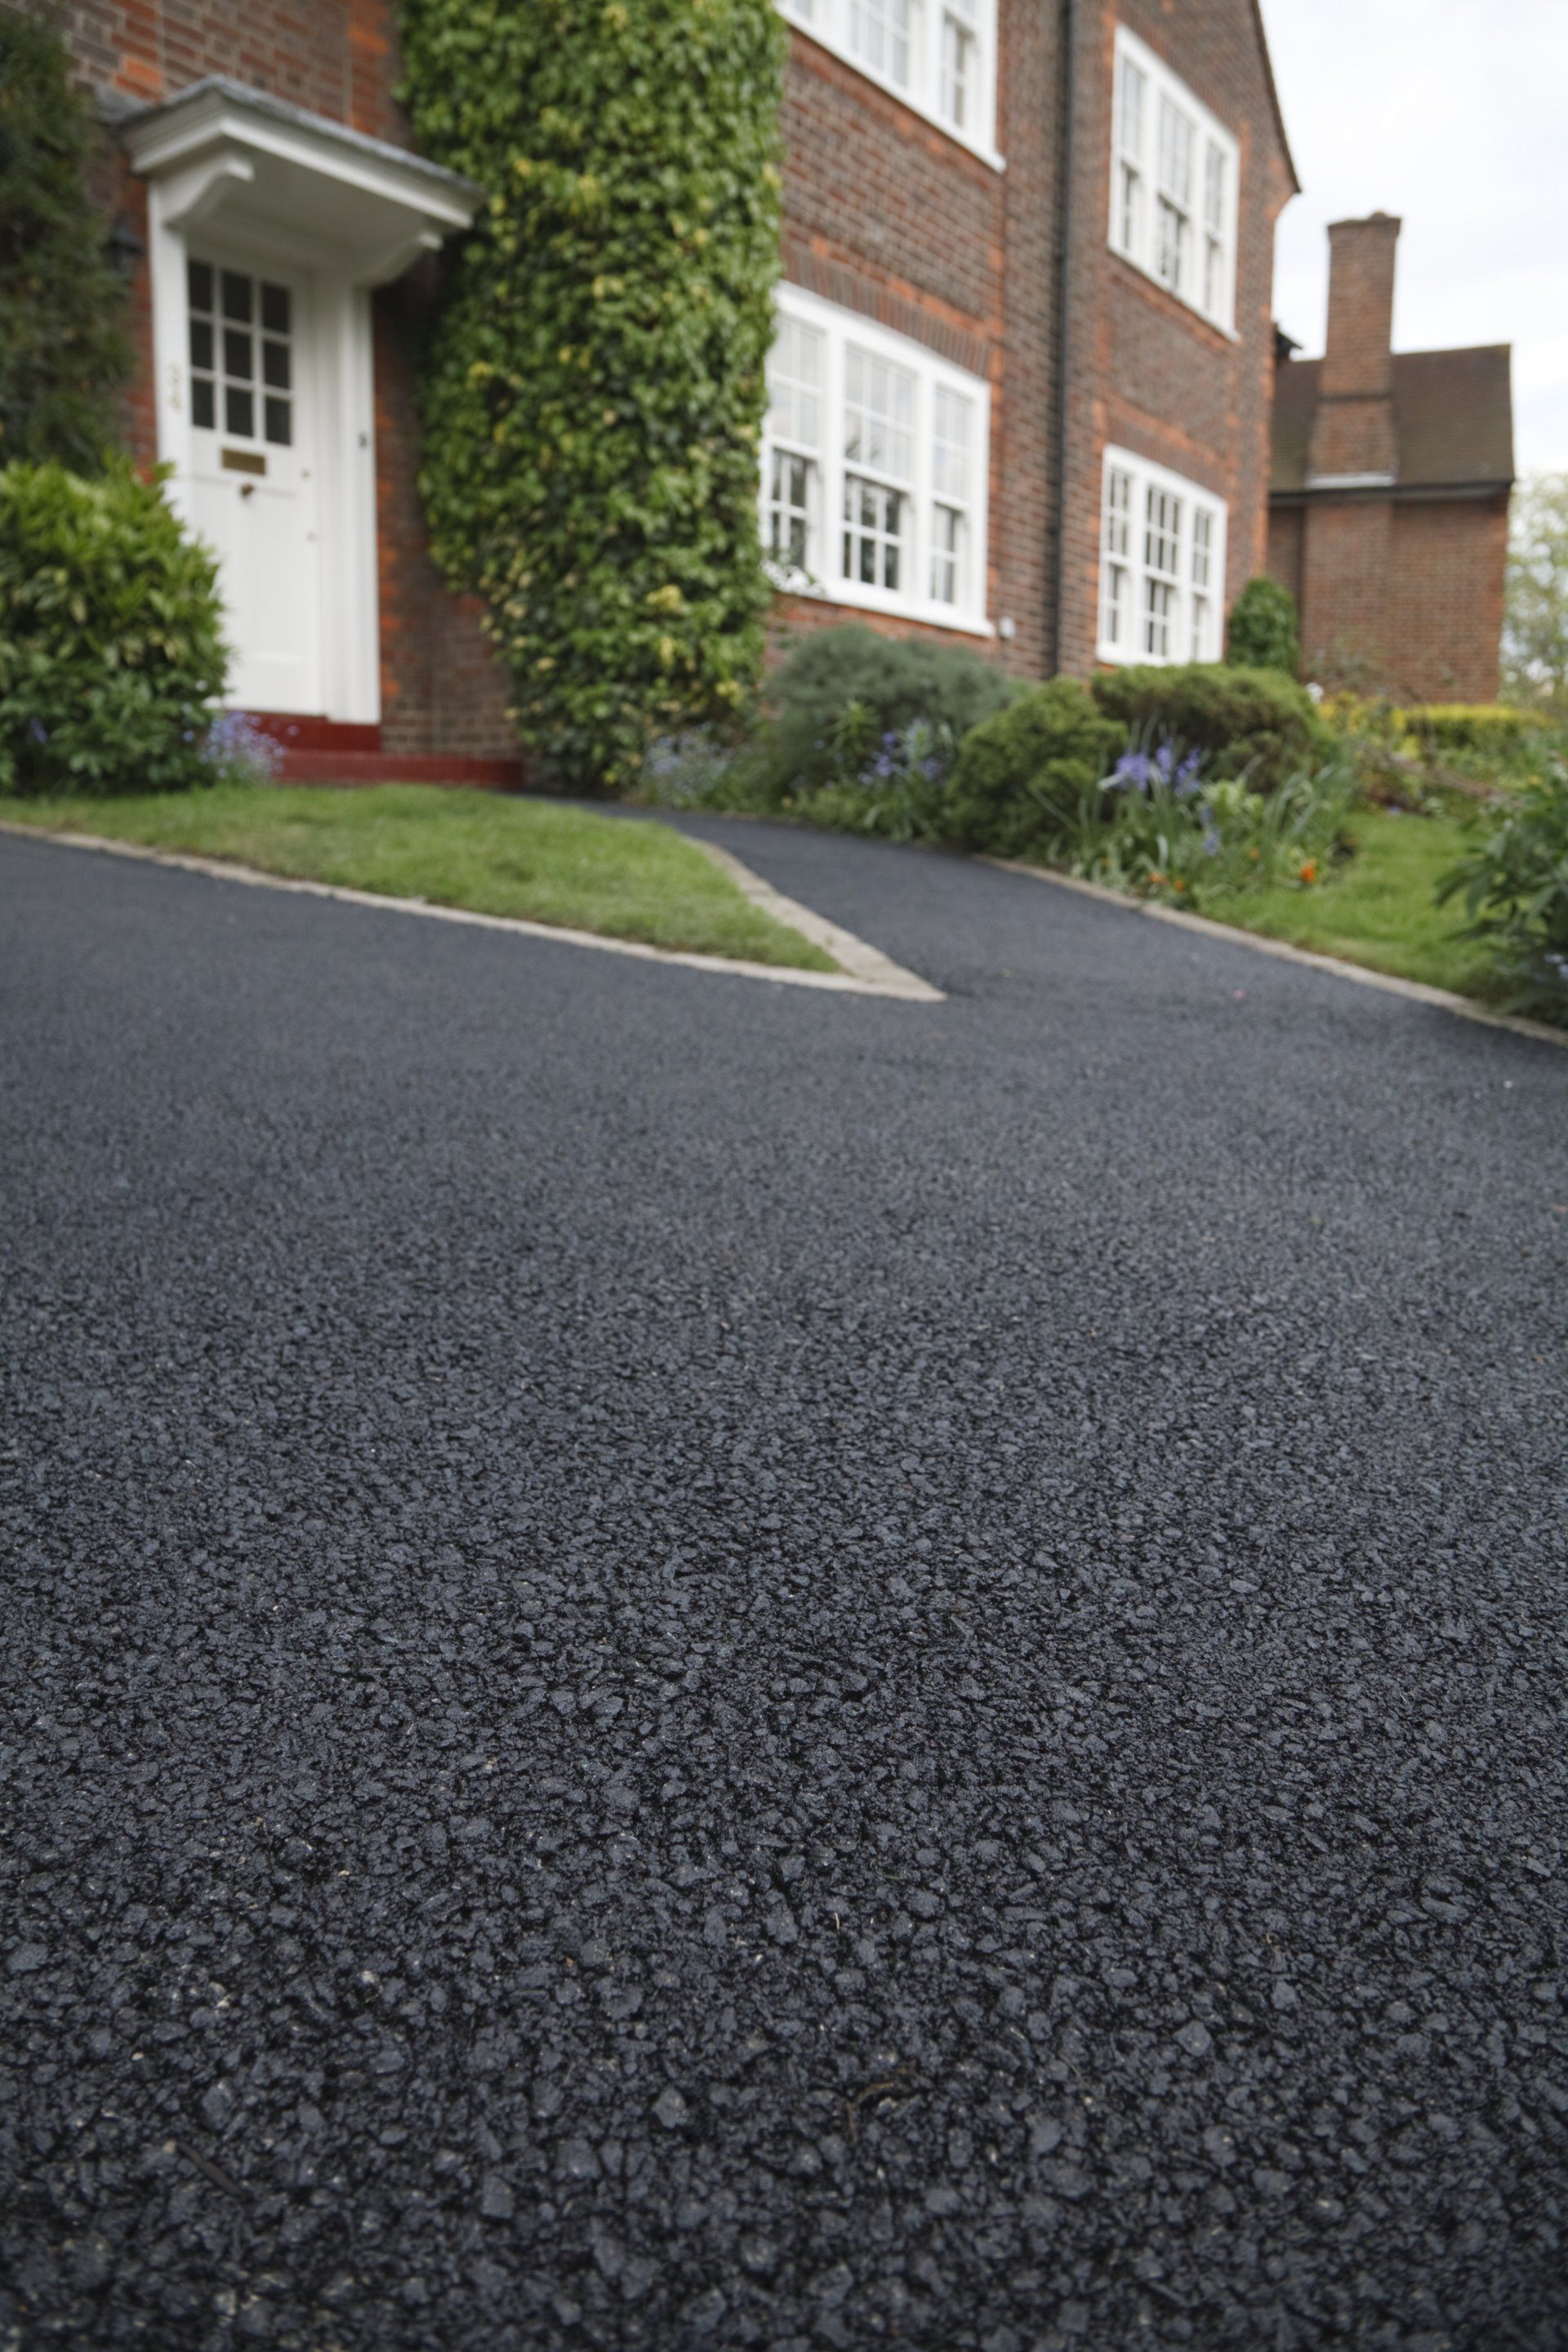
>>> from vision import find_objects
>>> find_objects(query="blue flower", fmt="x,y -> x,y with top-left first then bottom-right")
1111,750 -> 1155,792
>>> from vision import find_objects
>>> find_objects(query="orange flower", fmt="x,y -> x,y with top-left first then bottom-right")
1172,878 -> 1187,892
1147,871 -> 1166,888
1298,860 -> 1318,884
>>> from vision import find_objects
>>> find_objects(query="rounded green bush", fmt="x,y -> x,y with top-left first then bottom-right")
0,460 -> 229,795
1090,662 -> 1333,795
942,678 -> 1124,858
763,622 -> 1024,800
1225,576 -> 1300,677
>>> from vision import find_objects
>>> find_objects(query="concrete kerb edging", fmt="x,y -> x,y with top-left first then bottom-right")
982,855 -> 1568,1053
0,823 -> 944,1003
688,835 -> 941,997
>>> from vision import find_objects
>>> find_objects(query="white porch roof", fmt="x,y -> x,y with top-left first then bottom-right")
121,75 -> 481,285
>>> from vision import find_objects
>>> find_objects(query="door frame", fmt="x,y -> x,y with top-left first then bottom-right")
147,186 -> 381,724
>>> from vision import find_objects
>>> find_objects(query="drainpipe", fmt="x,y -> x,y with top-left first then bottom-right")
1049,0 -> 1078,676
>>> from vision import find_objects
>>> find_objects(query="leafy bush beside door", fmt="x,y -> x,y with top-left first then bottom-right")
398,0 -> 786,795
0,461 -> 229,796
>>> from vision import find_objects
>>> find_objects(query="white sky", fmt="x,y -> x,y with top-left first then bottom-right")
1258,0 -> 1568,477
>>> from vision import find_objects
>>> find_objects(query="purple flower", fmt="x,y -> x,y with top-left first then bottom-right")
206,709 -> 285,779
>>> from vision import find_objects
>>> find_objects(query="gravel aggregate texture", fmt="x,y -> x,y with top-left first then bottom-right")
2,818 -> 1566,2352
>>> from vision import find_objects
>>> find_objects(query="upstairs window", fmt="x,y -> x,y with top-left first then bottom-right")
1109,27 -> 1237,333
940,0 -> 979,131
778,0 -> 998,160
762,286 -> 991,634
849,0 -> 914,87
1098,446 -> 1226,666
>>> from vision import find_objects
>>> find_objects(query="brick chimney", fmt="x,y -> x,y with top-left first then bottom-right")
1307,212 -> 1401,483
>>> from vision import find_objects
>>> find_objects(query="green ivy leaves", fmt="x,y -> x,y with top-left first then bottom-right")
398,0 -> 786,791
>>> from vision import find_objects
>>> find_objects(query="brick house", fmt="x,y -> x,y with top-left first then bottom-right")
1266,214 -> 1515,701
768,0 -> 1297,679
46,0 -> 1296,778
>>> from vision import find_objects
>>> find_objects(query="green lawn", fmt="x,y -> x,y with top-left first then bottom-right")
1,785 -> 836,972
1201,806 -> 1499,1000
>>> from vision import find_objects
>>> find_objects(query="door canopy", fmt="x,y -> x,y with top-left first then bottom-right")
121,75 -> 480,286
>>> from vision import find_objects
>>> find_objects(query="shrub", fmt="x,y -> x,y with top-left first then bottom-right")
942,678 -> 1124,858
761,623 -> 1022,800
398,0 -> 785,794
0,460 -> 229,795
1226,576 -> 1300,677
1078,758 -> 1355,906
1436,760 -> 1568,1022
803,715 -> 959,843
1090,662 -> 1333,795
0,9 -> 131,470
1399,704 -> 1534,754
1396,702 -> 1566,795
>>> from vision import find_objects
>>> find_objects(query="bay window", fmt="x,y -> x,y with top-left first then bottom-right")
763,286 -> 991,634
1098,447 -> 1227,666
1109,26 -> 1237,333
777,0 -> 998,161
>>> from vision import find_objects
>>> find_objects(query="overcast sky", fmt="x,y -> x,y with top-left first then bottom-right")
1258,0 -> 1568,477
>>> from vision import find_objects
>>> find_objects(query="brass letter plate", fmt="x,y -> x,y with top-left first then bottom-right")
221,448 -> 267,476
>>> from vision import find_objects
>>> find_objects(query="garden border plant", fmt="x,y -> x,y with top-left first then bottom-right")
397,0 -> 786,795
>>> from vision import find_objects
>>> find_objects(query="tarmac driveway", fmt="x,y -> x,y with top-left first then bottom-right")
2,818 -> 1565,2352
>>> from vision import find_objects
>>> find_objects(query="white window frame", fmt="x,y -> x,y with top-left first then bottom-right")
778,0 -> 1001,167
762,283 -> 992,637
1097,445 -> 1227,667
1108,26 -> 1238,336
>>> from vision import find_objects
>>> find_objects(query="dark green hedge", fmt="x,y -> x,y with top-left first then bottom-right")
944,679 -> 1124,858
1091,663 -> 1334,794
0,7 -> 131,471
398,0 -> 786,793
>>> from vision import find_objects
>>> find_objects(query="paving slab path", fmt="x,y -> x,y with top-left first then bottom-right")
2,818 -> 1565,2352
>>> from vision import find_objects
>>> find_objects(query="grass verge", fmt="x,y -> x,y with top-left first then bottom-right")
1199,806 -> 1499,1000
0,785 -> 838,972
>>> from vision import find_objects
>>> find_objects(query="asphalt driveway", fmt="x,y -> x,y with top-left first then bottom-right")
2,818 -> 1565,2352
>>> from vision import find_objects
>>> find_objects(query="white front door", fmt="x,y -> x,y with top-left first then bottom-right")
185,256 -> 322,715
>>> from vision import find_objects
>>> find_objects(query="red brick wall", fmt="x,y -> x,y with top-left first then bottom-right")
56,0 -> 404,138
47,0 -> 514,757
1281,493 -> 1508,702
1266,505 -> 1303,605
1384,498 -> 1508,702
776,25 -> 1009,669
1298,497 -> 1393,686
1057,0 -> 1295,677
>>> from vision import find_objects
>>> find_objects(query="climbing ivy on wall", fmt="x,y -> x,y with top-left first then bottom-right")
397,0 -> 786,791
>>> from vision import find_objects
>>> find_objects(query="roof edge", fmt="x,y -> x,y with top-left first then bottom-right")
1249,0 -> 1300,195
1270,477 -> 1517,506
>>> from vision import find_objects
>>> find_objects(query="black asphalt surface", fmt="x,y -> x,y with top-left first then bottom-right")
2,817 -> 1566,2352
